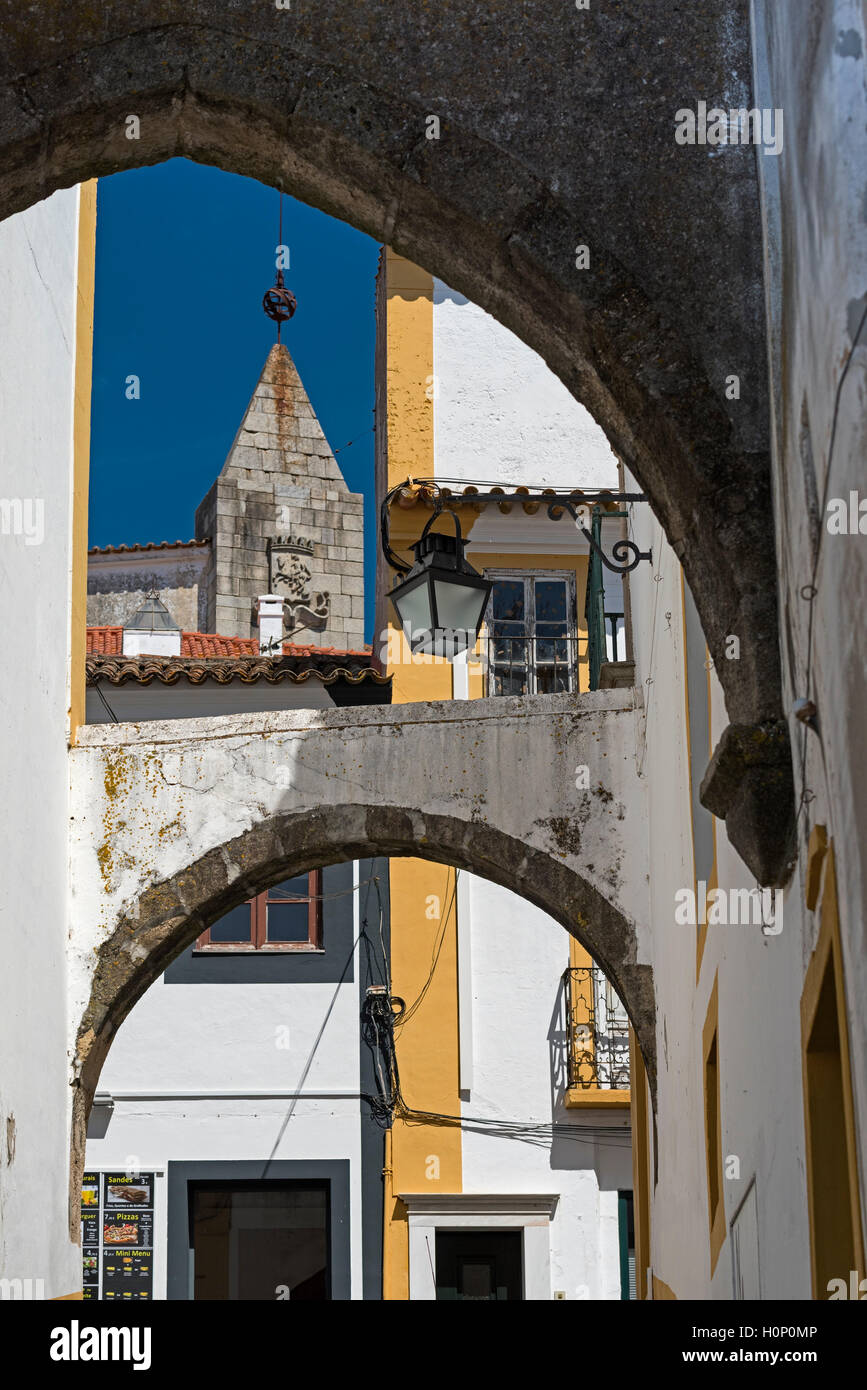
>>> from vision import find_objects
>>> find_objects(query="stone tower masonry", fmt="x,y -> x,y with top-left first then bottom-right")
195,343 -> 365,648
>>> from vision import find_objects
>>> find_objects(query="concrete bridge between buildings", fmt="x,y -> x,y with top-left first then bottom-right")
67,687 -> 652,1228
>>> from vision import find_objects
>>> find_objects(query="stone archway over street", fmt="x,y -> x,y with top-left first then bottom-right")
68,689 -> 652,1230
0,0 -> 792,880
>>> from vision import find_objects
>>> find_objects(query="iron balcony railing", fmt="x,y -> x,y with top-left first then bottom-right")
486,633 -> 585,696
563,966 -> 631,1091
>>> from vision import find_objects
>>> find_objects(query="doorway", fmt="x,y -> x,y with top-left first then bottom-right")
190,1181 -> 330,1300
435,1231 -> 523,1301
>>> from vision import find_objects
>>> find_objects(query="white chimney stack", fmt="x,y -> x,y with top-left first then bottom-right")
257,595 -> 285,657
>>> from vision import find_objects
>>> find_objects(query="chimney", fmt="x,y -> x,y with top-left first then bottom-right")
122,590 -> 182,657
257,595 -> 285,657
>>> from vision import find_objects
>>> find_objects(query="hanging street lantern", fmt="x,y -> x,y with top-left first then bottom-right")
387,510 -> 491,659
380,479 -> 652,665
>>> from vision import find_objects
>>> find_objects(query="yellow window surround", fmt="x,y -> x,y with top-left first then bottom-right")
702,973 -> 726,1276
630,1028 -> 651,1300
564,937 -> 630,1107
801,840 -> 864,1298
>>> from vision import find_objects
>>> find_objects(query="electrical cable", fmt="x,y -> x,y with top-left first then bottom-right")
396,866 -> 458,1030
261,910 -> 363,1175
795,299 -> 867,826
267,872 -> 382,905
334,426 -> 374,457
92,682 -> 120,723
361,938 -> 632,1148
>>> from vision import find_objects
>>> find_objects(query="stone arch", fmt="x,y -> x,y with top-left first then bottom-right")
71,801 -> 655,1234
1,5 -> 793,883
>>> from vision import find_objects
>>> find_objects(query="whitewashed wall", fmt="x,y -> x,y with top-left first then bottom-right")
751,0 -> 867,1218
0,188 -> 82,1299
86,929 -> 367,1298
626,472 -> 811,1299
432,282 -> 619,488
87,546 -> 210,630
459,876 -> 632,1300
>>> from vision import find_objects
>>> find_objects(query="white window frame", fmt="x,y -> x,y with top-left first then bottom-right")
399,1193 -> 559,1300
483,570 -> 579,695
592,972 -> 631,1089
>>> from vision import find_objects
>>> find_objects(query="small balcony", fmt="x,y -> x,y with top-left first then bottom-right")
563,965 -> 631,1108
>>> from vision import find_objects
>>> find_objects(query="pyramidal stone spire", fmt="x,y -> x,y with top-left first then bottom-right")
195,344 -> 365,646
220,343 -> 348,487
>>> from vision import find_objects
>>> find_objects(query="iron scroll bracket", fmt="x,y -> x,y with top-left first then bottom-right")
381,479 -> 653,575
547,500 -> 653,574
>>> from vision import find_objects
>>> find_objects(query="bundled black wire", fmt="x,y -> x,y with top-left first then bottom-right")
361,975 -> 630,1149
357,863 -> 630,1149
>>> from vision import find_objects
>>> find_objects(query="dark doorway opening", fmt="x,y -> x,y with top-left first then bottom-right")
435,1231 -> 523,1301
618,1190 -> 636,1300
190,1181 -> 330,1300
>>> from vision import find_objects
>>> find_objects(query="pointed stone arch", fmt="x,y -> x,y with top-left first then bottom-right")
2,2 -> 792,878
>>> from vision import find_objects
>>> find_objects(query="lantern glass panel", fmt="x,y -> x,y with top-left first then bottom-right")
433,578 -> 488,639
392,575 -> 434,640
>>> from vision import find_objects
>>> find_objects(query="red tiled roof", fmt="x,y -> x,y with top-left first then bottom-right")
87,626 -> 122,655
182,632 -> 259,658
85,627 -> 387,689
87,627 -> 372,660
88,539 -> 210,556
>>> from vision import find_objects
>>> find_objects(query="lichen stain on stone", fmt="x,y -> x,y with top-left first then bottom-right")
605,855 -> 624,894
158,817 -> 184,845
97,750 -> 133,889
545,815 -> 582,859
96,842 -> 113,883
102,749 -> 132,805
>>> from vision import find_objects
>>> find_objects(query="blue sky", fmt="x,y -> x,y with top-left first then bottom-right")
89,158 -> 380,636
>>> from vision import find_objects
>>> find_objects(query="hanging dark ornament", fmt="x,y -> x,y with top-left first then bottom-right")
262,192 -> 297,342
262,270 -> 297,326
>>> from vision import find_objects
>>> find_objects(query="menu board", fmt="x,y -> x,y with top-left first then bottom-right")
81,1171 -> 156,1299
81,1173 -> 101,1299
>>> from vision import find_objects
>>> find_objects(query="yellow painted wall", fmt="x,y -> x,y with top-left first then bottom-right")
630,1029 -> 652,1299
380,250 -> 462,1298
69,181 -> 97,743
378,250 -> 619,1295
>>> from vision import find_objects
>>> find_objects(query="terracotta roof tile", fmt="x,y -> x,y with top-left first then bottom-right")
87,627 -> 373,659
85,627 -> 386,689
182,632 -> 260,658
87,627 -> 122,655
88,539 -> 210,556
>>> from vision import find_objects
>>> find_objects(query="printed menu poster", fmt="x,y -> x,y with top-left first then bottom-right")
81,1173 -> 100,1299
102,1173 -> 155,1299
80,1171 -> 156,1299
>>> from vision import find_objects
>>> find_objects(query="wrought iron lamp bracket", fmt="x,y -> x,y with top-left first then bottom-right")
381,480 -> 653,575
548,500 -> 652,574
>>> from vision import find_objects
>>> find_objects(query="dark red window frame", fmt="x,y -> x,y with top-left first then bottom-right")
194,870 -> 323,952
